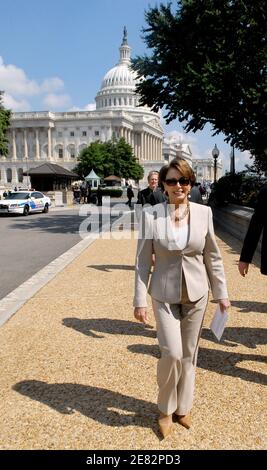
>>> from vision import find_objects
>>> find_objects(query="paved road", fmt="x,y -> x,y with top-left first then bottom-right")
0,207 -> 103,300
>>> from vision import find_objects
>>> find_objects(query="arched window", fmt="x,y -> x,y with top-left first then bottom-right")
6,168 -> 12,183
55,144 -> 64,159
67,144 -> 76,159
18,168 -> 24,183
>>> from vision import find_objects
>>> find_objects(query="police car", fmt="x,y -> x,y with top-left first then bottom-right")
0,191 -> 51,216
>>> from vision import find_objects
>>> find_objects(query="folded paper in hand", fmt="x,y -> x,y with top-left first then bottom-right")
210,305 -> 228,341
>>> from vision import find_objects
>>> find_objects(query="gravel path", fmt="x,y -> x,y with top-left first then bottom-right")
0,227 -> 266,450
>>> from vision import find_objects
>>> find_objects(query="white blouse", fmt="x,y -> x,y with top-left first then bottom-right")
171,223 -> 189,250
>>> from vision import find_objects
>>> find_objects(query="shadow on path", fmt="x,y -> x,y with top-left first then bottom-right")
63,317 -> 156,339
201,326 -> 267,349
127,341 -> 266,386
229,300 -> 267,314
87,264 -> 135,272
13,380 -> 159,435
10,214 -> 87,234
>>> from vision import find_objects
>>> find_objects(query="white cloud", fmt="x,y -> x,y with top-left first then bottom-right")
0,56 -> 69,111
67,106 -> 81,112
0,56 -> 39,96
235,150 -> 253,172
68,102 -> 96,112
84,102 -> 96,111
40,77 -> 64,93
43,93 -> 72,109
2,93 -> 31,111
0,56 -> 66,97
165,130 -> 197,145
157,108 -> 166,126
164,129 -> 201,158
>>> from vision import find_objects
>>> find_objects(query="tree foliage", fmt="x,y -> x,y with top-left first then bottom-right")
210,171 -> 266,208
132,1 -> 267,170
73,138 -> 144,180
0,91 -> 11,156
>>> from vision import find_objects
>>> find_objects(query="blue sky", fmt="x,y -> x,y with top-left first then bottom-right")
1,0 -> 251,172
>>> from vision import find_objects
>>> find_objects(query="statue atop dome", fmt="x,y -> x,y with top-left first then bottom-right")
122,26 -> 128,45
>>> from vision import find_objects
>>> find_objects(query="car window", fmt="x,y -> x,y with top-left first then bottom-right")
6,192 -> 30,199
35,192 -> 44,198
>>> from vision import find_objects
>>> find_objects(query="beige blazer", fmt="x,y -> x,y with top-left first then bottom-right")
133,202 -> 228,307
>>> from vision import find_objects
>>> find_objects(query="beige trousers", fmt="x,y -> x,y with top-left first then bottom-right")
152,281 -> 208,416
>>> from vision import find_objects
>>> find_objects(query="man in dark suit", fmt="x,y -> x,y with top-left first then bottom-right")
137,171 -> 166,206
238,185 -> 267,276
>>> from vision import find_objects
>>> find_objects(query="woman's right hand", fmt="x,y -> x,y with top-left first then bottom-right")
134,307 -> 149,324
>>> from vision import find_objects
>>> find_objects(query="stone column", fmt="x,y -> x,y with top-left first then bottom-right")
12,167 -> 18,184
141,132 -> 144,161
12,130 -> 17,160
153,137 -> 156,160
131,131 -> 134,149
134,134 -> 138,158
35,129 -> 40,160
23,130 -> 28,160
157,138 -> 160,160
1,166 -> 7,184
145,132 -> 148,161
48,127 -> 52,160
51,128 -> 55,160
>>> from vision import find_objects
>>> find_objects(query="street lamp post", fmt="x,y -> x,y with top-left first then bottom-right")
212,144 -> 220,183
230,145 -> 235,176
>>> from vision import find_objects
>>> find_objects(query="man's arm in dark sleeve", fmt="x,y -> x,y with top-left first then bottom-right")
240,188 -> 265,263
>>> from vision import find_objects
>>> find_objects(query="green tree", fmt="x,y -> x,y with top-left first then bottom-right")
0,91 -> 11,156
73,138 -> 144,180
132,1 -> 267,170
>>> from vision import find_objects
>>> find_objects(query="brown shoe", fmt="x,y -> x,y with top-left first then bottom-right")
174,412 -> 191,429
158,413 -> 173,438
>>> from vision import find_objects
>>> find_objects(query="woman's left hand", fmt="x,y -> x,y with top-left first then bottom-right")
218,298 -> 231,312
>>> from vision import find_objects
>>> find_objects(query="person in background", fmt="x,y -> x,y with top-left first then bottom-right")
87,183 -> 92,204
126,185 -> 134,208
80,182 -> 88,204
137,171 -> 166,207
188,182 -> 203,204
97,185 -> 103,206
238,185 -> 267,277
133,157 -> 230,438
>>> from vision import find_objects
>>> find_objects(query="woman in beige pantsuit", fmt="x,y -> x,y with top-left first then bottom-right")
133,158 -> 230,438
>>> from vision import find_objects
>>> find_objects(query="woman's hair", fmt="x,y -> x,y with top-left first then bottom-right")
158,158 -> 196,190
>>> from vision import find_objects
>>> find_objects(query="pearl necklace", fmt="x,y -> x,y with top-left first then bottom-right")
174,203 -> 190,222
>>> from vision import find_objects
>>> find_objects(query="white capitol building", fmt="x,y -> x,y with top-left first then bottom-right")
0,28 -> 221,189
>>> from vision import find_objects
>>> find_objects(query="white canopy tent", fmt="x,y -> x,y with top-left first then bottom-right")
85,170 -> 101,188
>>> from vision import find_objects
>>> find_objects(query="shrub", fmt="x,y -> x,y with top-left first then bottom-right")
91,188 -> 123,198
210,172 -> 266,208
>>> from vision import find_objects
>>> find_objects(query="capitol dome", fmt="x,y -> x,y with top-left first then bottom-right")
95,28 -> 141,110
